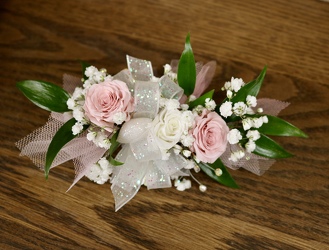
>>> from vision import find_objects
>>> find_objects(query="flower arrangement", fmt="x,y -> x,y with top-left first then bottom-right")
16,34 -> 307,211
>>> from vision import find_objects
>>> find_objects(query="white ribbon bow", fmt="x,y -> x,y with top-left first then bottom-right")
110,55 -> 189,211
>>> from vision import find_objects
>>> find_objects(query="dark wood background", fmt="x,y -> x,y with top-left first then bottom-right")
1,0 -> 329,249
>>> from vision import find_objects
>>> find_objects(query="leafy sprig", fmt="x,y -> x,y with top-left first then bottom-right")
17,80 -> 70,112
176,36 -> 306,188
17,78 -> 86,178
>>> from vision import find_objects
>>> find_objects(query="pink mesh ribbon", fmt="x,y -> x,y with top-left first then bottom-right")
16,74 -> 107,189
221,144 -> 275,176
220,98 -> 290,175
256,98 -> 289,116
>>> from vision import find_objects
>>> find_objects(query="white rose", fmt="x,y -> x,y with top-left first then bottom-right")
151,108 -> 185,150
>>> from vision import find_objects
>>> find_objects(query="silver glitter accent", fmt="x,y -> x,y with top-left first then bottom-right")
145,162 -> 172,189
159,75 -> 184,100
126,55 -> 153,81
134,81 -> 159,119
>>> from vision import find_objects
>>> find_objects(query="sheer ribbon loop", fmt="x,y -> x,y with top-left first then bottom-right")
159,75 -> 183,100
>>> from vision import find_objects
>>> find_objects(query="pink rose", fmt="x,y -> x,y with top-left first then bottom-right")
192,111 -> 229,163
83,79 -> 134,131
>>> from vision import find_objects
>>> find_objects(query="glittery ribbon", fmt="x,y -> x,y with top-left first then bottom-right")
110,56 -> 187,211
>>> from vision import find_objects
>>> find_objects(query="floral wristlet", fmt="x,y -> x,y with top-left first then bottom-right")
16,34 -> 307,211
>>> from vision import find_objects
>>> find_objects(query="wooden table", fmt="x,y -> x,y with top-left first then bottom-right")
1,0 -> 328,249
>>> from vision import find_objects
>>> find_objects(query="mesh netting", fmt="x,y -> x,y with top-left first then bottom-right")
221,98 -> 290,175
16,74 -> 107,189
257,98 -> 289,116
221,144 -> 275,176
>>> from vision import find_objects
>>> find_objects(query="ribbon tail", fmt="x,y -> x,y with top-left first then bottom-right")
145,161 -> 172,189
146,153 -> 193,189
111,154 -> 148,211
158,152 -> 192,175
67,138 -> 107,191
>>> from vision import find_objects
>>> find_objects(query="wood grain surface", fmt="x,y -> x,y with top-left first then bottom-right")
1,0 -> 329,249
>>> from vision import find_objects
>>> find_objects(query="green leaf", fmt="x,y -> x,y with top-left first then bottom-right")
188,89 -> 214,109
257,115 -> 308,138
230,66 -> 267,103
108,131 -> 121,155
17,80 -> 70,112
45,118 -> 88,178
177,33 -> 196,96
199,159 -> 239,188
81,61 -> 91,80
254,134 -> 293,158
222,113 -> 242,123
107,131 -> 123,166
108,156 -> 124,166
